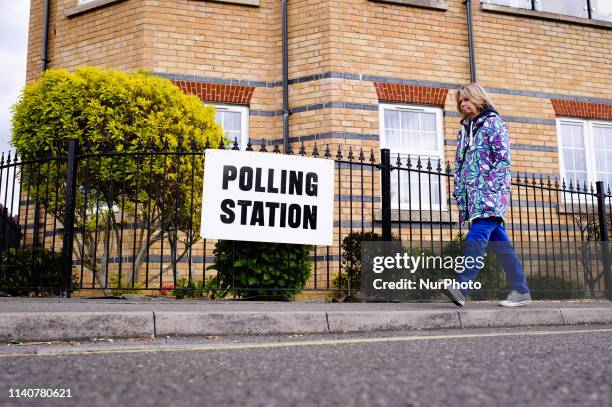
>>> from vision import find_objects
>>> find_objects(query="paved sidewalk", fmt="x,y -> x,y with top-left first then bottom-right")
1,297 -> 611,342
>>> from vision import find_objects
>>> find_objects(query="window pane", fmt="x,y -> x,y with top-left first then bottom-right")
594,125 -> 612,177
223,111 -> 241,133
215,109 -> 245,148
386,130 -> 403,150
560,125 -> 572,147
534,0 -> 589,19
385,110 -> 400,130
574,149 -> 586,168
481,0 -> 532,9
591,0 -> 612,22
562,148 -> 574,171
570,124 -> 584,148
594,126 -> 605,148
603,127 -> 612,149
420,113 -> 438,151
421,113 -> 436,132
391,155 -> 441,208
406,131 -> 419,150
400,111 -> 419,132
595,149 -> 607,171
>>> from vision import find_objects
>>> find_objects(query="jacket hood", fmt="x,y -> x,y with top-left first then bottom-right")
461,107 -> 499,133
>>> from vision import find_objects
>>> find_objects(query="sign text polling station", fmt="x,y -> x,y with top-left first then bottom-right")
201,150 -> 334,245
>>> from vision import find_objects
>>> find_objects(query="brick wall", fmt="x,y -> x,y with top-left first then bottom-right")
551,100 -> 612,121
374,83 -> 449,106
24,0 -> 612,276
172,81 -> 255,105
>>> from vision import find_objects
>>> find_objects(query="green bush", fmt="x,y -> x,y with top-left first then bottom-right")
11,67 -> 224,294
0,248 -> 78,296
332,232 -> 508,301
170,276 -> 225,299
332,231 -> 437,301
332,231 -> 386,295
172,278 -> 205,299
526,275 -> 586,300
109,276 -> 143,296
207,240 -> 312,299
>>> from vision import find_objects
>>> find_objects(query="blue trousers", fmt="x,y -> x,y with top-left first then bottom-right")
456,217 -> 530,296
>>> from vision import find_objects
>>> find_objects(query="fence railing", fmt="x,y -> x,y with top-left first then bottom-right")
0,139 -> 611,301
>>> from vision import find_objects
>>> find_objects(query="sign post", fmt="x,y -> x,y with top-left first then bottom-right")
201,150 -> 335,246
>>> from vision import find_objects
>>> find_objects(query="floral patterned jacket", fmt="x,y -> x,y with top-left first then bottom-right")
452,108 -> 511,224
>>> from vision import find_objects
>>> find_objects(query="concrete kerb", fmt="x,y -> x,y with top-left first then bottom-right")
154,311 -> 329,336
0,312 -> 155,342
457,308 -> 564,328
1,307 -> 612,342
326,310 -> 462,333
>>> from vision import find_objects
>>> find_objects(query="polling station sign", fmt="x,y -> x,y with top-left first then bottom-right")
200,149 -> 335,245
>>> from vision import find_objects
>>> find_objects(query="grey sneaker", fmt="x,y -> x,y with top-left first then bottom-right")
440,283 -> 465,307
499,290 -> 531,307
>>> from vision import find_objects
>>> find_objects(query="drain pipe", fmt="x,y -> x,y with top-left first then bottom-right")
465,0 -> 477,82
35,0 -> 52,247
281,0 -> 289,152
41,0 -> 51,71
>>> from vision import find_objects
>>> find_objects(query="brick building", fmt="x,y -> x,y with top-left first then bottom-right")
26,0 -> 611,181
22,0 -> 612,294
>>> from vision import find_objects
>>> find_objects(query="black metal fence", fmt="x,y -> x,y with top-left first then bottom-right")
0,139 -> 611,300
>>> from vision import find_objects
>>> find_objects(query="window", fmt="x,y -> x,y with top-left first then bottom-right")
378,104 -> 445,210
77,0 -> 96,4
591,0 -> 612,22
481,0 -> 531,9
534,0 -> 588,19
214,104 -> 249,150
482,0 -> 611,22
557,118 -> 612,188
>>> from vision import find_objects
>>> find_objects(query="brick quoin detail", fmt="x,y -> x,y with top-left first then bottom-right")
172,80 -> 255,105
374,83 -> 449,106
551,99 -> 612,121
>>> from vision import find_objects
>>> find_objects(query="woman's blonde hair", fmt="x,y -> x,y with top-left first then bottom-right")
456,83 -> 496,121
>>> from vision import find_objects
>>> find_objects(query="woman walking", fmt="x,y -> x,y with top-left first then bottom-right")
444,83 -> 531,307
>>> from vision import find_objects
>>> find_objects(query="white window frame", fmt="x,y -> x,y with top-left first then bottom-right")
378,103 -> 446,211
214,104 -> 249,151
557,117 -> 612,195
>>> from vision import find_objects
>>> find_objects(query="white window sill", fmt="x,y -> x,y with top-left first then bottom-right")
368,0 -> 447,11
66,0 -> 127,18
481,3 -> 612,30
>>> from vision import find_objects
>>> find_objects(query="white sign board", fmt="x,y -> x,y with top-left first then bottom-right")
201,149 -> 335,246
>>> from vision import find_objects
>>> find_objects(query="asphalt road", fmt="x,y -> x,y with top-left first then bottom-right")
1,325 -> 612,407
